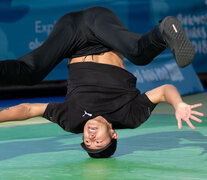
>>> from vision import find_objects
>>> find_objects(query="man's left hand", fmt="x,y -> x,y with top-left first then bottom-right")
175,102 -> 204,130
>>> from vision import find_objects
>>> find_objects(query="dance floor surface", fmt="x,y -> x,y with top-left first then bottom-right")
0,93 -> 207,180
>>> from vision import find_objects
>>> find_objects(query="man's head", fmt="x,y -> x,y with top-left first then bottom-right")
81,116 -> 118,158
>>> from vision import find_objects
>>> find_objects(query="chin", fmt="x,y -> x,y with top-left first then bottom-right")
85,119 -> 101,128
87,116 -> 105,124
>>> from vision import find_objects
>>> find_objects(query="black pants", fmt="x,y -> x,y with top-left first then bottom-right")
0,6 -> 166,85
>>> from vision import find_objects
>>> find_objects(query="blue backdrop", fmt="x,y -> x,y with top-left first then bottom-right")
0,0 -> 205,95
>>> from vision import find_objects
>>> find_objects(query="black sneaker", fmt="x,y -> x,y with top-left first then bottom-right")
160,16 -> 195,68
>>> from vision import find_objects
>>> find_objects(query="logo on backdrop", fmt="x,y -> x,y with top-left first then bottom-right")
0,0 -> 29,23
29,20 -> 56,50
133,62 -> 184,83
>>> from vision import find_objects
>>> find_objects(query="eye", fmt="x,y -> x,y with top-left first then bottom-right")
96,141 -> 101,144
85,140 -> 90,144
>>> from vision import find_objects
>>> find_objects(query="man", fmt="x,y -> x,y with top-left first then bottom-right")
0,7 -> 204,158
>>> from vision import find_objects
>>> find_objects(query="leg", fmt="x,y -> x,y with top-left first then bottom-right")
84,7 -> 166,65
0,12 -> 79,85
84,7 -> 194,67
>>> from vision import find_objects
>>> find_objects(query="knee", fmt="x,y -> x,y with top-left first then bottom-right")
85,6 -> 114,18
14,60 -> 44,85
86,6 -> 111,13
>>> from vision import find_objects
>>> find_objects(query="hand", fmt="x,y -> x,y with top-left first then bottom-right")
175,102 -> 204,130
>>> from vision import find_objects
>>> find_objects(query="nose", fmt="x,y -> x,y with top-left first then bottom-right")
89,133 -> 95,139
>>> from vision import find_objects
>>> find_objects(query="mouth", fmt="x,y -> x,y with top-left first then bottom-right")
88,126 -> 98,132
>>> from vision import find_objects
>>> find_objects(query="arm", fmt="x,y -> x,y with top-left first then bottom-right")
145,84 -> 204,130
0,103 -> 48,122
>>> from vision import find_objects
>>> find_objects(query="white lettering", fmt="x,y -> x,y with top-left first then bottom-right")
165,63 -> 184,82
184,26 -> 207,39
192,40 -> 207,54
133,70 -> 144,83
35,20 -> 41,33
177,13 -> 207,55
154,67 -> 170,80
177,13 -> 207,26
29,38 -> 43,50
133,63 -> 184,84
141,69 -> 159,82
35,20 -> 56,35
28,20 -> 56,50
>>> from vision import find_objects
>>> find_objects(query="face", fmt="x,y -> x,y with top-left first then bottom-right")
83,116 -> 118,150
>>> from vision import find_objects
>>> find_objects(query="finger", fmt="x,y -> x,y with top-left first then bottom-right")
191,110 -> 204,117
191,103 -> 203,109
185,119 -> 195,130
190,115 -> 202,123
176,116 -> 182,130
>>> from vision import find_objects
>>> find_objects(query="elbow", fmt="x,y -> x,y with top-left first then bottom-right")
159,84 -> 177,102
163,84 -> 176,90
18,103 -> 32,119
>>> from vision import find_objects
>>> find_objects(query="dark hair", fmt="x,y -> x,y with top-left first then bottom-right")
81,139 -> 117,158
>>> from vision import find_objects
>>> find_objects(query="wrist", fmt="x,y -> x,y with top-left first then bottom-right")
174,101 -> 184,110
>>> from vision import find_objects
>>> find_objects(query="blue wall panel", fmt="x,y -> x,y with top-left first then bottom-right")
0,0 -> 204,95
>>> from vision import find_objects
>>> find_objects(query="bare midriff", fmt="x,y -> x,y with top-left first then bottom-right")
69,51 -> 126,70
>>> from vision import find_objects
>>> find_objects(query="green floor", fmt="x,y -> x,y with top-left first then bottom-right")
0,93 -> 207,180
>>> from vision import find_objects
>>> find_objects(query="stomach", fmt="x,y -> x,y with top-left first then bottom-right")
69,51 -> 126,70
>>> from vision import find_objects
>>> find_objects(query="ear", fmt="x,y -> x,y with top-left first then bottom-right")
111,129 -> 118,139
